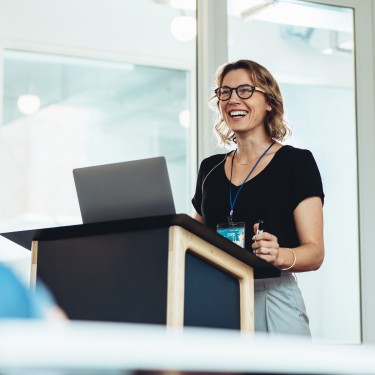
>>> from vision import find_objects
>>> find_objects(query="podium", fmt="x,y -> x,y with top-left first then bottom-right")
1,214 -> 280,332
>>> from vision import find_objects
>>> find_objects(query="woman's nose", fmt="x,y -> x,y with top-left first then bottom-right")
229,90 -> 241,104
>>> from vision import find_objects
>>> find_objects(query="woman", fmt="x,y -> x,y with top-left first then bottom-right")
192,59 -> 324,336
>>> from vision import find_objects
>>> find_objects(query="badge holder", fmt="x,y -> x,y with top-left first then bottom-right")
217,221 -> 245,248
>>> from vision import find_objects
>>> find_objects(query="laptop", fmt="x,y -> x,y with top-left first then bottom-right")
73,156 -> 176,224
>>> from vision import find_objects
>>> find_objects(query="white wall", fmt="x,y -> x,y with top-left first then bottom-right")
0,0 -> 194,69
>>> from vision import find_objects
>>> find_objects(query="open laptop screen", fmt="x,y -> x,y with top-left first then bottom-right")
73,156 -> 176,224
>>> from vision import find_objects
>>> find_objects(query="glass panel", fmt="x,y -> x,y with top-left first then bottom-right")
227,0 -> 359,343
0,0 -> 197,282
1,50 -> 192,229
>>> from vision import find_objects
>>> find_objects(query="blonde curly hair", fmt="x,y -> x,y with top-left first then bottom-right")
210,59 -> 291,145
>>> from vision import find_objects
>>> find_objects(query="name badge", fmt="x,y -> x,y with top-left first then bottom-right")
217,221 -> 245,248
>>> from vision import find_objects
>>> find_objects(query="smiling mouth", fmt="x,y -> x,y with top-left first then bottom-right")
229,110 -> 248,118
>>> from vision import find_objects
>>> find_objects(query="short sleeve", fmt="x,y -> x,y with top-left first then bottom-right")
291,149 -> 324,210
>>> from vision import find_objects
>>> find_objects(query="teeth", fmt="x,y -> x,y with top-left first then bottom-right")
230,111 -> 247,118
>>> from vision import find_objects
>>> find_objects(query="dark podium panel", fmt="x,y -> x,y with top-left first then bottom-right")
184,252 -> 240,330
1,214 -> 280,331
37,228 -> 170,324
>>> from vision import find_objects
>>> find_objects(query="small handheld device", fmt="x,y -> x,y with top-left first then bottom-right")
257,219 -> 264,234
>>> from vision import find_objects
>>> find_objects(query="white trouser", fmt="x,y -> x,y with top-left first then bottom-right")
254,272 -> 311,336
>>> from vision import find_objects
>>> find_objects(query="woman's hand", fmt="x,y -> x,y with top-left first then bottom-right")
251,223 -> 281,266
251,223 -> 296,270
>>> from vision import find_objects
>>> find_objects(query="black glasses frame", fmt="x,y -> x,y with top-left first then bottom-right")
214,84 -> 266,101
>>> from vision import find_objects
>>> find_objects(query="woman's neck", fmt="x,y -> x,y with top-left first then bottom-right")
235,137 -> 274,165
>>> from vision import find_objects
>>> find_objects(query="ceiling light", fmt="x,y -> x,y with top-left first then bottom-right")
179,109 -> 190,128
321,48 -> 333,55
17,94 -> 41,115
170,16 -> 196,41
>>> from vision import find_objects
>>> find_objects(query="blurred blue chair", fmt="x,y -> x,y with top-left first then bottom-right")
0,262 -> 43,319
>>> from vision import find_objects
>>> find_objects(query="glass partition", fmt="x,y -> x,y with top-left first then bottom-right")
227,0 -> 359,343
1,50 -> 192,231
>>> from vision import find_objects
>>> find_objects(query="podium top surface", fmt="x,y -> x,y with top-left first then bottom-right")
1,214 -> 280,278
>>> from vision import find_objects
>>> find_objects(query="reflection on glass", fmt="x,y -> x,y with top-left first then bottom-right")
1,50 -> 191,231
227,0 -> 358,343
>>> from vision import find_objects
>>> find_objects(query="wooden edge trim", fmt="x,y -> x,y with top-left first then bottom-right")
167,226 -> 188,329
30,240 -> 38,291
167,225 -> 254,333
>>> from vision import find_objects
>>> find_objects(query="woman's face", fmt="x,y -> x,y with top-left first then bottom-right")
218,68 -> 271,137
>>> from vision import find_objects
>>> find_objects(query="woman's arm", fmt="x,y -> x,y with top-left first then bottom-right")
290,196 -> 324,271
252,196 -> 324,272
193,211 -> 204,223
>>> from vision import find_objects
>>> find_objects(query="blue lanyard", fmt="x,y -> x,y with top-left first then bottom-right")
228,142 -> 275,222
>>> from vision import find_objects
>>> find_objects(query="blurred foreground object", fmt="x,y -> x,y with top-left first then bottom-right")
0,321 -> 374,375
0,262 -> 66,320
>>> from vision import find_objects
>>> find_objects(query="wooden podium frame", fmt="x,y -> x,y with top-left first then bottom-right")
2,214 -> 280,332
167,225 -> 254,332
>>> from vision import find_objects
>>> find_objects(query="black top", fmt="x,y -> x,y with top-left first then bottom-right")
192,145 -> 324,262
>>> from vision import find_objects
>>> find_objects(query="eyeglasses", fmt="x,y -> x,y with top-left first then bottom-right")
214,84 -> 266,101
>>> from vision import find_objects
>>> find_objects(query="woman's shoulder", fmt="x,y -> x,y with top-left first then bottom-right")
200,152 -> 229,169
278,145 -> 321,176
278,144 -> 315,160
